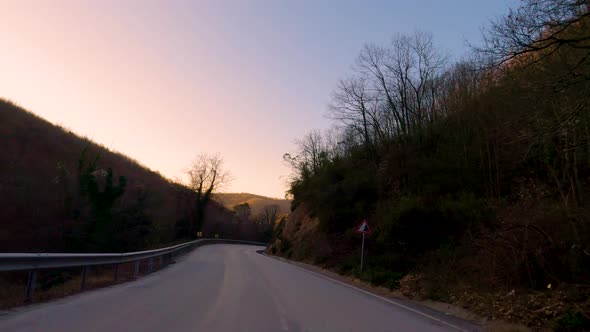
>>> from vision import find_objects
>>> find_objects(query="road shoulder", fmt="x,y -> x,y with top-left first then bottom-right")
262,253 -> 530,332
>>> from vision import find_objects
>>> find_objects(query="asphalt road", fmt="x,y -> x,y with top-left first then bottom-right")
0,245 -> 479,332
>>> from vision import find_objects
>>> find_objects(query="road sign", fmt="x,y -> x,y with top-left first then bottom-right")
355,219 -> 370,271
356,220 -> 371,234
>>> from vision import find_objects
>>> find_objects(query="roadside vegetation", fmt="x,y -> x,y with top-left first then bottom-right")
271,1 -> 590,329
214,192 -> 291,216
214,195 -> 288,243
0,100 -> 267,252
0,99 -> 270,307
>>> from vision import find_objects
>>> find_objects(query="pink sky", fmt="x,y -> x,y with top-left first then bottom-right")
1,0 -> 515,198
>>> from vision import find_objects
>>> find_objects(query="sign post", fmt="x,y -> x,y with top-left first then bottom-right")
361,232 -> 365,271
355,219 -> 371,272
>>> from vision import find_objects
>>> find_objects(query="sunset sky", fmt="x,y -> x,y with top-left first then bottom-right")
1,0 -> 515,198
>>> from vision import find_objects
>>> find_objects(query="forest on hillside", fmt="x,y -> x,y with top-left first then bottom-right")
274,1 -> 590,329
0,101 -> 265,253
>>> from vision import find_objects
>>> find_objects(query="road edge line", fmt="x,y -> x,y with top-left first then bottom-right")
261,253 -> 473,332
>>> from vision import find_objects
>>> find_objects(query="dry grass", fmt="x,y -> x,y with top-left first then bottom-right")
483,321 -> 533,332
398,273 -> 590,331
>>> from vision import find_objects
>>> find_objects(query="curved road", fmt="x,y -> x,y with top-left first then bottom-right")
0,245 -> 478,332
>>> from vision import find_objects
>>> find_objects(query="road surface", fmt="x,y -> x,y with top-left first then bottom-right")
0,245 -> 479,332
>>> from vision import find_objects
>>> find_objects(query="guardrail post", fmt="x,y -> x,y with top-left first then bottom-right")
1,239 -> 266,294
81,266 -> 88,290
25,270 -> 37,302
113,263 -> 119,282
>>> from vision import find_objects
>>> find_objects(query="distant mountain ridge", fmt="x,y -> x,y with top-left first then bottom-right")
213,193 -> 291,216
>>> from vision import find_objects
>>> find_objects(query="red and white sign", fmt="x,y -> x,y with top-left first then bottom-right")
356,219 -> 371,234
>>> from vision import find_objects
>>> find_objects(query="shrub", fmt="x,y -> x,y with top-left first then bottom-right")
376,196 -> 443,254
553,311 -> 590,332
376,193 -> 491,255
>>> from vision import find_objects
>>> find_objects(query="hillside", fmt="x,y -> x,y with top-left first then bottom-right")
0,99 -> 259,252
213,193 -> 290,216
270,5 -> 590,330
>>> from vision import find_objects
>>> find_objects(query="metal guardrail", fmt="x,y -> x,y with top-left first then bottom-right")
0,238 -> 267,302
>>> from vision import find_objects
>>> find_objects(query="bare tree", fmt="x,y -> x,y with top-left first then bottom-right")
294,130 -> 329,175
353,32 -> 447,141
356,43 -> 408,138
476,0 -> 590,67
329,76 -> 380,151
437,60 -> 483,115
323,127 -> 352,159
233,202 -> 251,221
186,153 -> 231,236
406,31 -> 448,126
261,204 -> 279,225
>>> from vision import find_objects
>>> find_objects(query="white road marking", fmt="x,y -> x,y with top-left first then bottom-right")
263,255 -> 471,332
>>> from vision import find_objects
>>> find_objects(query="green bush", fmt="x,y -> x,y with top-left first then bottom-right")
553,311 -> 590,332
376,196 -> 443,254
279,238 -> 292,255
337,255 -> 360,274
355,267 -> 405,290
376,193 -> 491,255
423,282 -> 451,302
368,269 -> 404,289
289,156 -> 377,234
437,192 -> 492,233
337,252 -> 407,290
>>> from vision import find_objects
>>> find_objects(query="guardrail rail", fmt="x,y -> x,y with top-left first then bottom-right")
0,238 -> 267,302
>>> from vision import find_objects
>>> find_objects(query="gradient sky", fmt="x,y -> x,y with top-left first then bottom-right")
1,0 -> 516,198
